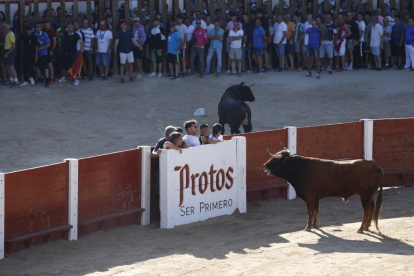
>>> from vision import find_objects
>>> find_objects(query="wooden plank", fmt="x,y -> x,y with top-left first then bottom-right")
401,0 -> 405,19
336,0 -> 340,12
173,0 -> 179,21
4,0 -> 10,24
303,0 -> 307,22
78,149 -> 141,222
150,0 -> 155,25
291,0 -> 297,17
357,0 -> 362,13
187,0 -> 192,17
368,0 -> 373,12
210,0 -> 215,18
99,0 -> 104,23
257,0 -> 262,8
73,0 -> 78,22
4,163 -> 69,240
138,0 -> 143,18
34,0 -> 39,22
162,0 -> 167,27
221,0 -> 226,28
19,0 -> 25,80
111,0 -> 118,75
245,0 -> 249,13
347,0 -> 352,13
86,0 -> 92,27
412,0 -> 414,18
125,0 -> 130,25
313,0 -> 318,18
60,0 -> 65,30
47,0 -> 52,21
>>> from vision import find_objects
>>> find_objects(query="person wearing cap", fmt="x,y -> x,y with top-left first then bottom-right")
34,22 -> 51,88
131,17 -> 146,79
115,22 -> 141,83
370,16 -> 383,71
2,23 -> 19,87
167,22 -> 181,80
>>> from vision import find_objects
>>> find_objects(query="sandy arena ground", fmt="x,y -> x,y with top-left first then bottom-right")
0,70 -> 413,275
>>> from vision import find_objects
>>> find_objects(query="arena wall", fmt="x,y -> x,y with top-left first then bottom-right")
1,117 -> 413,259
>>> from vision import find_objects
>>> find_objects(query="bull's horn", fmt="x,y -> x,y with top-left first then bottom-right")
280,143 -> 290,152
243,83 -> 256,87
267,148 -> 282,159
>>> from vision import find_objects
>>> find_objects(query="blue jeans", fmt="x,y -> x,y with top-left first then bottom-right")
205,47 -> 222,73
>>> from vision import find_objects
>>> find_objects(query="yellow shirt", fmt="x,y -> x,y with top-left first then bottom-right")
5,31 -> 15,50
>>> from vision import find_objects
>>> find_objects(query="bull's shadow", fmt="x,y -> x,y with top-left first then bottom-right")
298,228 -> 414,256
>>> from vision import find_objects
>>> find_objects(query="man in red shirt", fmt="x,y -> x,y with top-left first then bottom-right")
44,21 -> 57,84
190,19 -> 207,78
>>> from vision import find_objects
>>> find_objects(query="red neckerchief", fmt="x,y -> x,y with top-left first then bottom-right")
335,21 -> 346,52
233,27 -> 241,32
170,29 -> 178,34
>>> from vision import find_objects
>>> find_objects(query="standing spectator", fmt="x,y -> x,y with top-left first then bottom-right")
242,13 -> 254,72
44,21 -> 57,84
167,22 -> 181,80
302,20 -> 322,79
390,16 -> 405,69
386,8 -> 396,27
285,14 -> 295,70
274,15 -> 287,72
370,16 -> 384,71
345,12 -> 359,70
205,20 -> 224,76
302,14 -> 312,70
0,22 -> 7,84
225,12 -> 239,74
192,10 -> 207,30
175,15 -> 188,78
2,24 -> 19,86
184,17 -> 195,75
183,120 -> 202,147
404,18 -> 414,71
58,23 -> 83,86
383,18 -> 392,69
95,21 -> 113,80
256,9 -> 270,70
18,26 -> 37,87
228,21 -> 244,76
252,19 -> 266,74
115,22 -> 141,83
81,19 -> 95,81
376,7 -> 384,25
74,21 -> 85,57
293,13 -> 303,71
364,12 -> 373,69
34,23 -> 51,87
355,13 -> 366,70
320,13 -> 336,74
334,14 -> 351,71
131,17 -> 146,79
190,19 -> 207,78
148,18 -> 166,77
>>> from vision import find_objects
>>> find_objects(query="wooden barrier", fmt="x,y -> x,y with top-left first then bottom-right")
4,162 -> 69,254
77,148 -> 144,237
373,118 -> 414,187
224,129 -> 289,202
296,122 -> 364,160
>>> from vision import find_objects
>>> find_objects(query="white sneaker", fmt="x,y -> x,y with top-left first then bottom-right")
149,72 -> 156,77
226,70 -> 231,74
346,66 -> 353,70
136,73 -> 143,78
58,76 -> 66,83
20,81 -> 28,86
74,79 -> 79,86
157,72 -> 162,77
29,77 -> 35,85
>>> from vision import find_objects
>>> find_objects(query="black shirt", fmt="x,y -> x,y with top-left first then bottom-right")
116,30 -> 134,53
243,20 -> 254,44
154,138 -> 167,151
347,21 -> 360,40
20,33 -> 37,56
63,31 -> 81,54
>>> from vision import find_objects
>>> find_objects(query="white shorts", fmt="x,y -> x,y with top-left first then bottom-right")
120,51 -> 134,64
334,39 -> 346,57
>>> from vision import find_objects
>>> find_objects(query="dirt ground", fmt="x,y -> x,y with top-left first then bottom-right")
0,186 -> 412,275
0,69 -> 413,172
0,70 -> 413,275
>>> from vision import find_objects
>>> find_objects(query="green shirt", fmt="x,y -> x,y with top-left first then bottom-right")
294,22 -> 303,42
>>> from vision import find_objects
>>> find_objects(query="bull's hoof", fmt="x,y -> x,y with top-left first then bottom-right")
357,229 -> 364,234
304,227 -> 312,232
363,227 -> 370,231
312,224 -> 319,229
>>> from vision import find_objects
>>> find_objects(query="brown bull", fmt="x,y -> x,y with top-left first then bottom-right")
263,144 -> 383,233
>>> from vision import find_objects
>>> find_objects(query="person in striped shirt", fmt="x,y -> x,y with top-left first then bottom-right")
81,19 -> 95,81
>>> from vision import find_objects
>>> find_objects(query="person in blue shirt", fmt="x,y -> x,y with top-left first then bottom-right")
404,18 -> 414,71
301,20 -> 322,79
167,22 -> 181,80
391,16 -> 405,69
205,20 -> 224,76
252,19 -> 266,74
34,23 -> 51,87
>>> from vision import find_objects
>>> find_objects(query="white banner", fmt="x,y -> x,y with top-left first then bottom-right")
159,137 -> 246,229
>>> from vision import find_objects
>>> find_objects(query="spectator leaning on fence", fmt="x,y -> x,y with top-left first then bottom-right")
151,125 -> 177,158
183,119 -> 202,147
95,20 -> 113,80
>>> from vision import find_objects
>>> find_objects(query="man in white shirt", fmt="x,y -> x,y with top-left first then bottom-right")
370,16 -> 383,70
302,14 -> 312,70
274,15 -> 287,71
185,17 -> 195,74
176,15 -> 188,77
95,20 -> 113,80
355,12 -> 366,69
183,119 -> 203,147
192,10 -> 207,30
228,21 -> 244,76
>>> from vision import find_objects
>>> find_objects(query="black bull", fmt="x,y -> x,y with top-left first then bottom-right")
263,145 -> 383,233
218,83 -> 255,135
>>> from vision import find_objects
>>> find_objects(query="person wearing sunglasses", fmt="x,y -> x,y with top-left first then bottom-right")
190,20 -> 207,78
183,119 -> 203,147
228,21 -> 244,76
95,20 -> 113,80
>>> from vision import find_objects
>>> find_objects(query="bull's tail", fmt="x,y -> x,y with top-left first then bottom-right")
373,169 -> 383,233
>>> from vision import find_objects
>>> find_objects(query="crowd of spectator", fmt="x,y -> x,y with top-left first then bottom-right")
151,121 -> 223,157
1,0 -> 413,88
